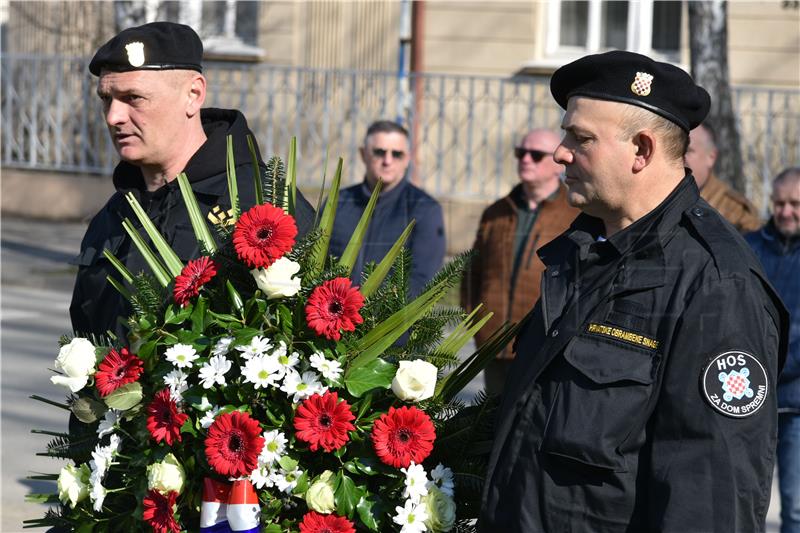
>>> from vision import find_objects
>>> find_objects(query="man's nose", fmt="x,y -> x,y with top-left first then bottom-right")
554,143 -> 572,165
105,100 -> 127,127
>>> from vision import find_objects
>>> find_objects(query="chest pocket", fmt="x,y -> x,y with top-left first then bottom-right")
540,334 -> 658,472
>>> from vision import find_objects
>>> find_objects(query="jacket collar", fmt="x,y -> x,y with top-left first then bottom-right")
758,218 -> 800,253
358,177 -> 410,203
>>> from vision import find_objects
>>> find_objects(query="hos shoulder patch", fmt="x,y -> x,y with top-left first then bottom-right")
701,351 -> 768,418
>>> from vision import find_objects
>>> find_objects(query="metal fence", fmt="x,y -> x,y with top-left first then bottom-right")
2,53 -> 799,209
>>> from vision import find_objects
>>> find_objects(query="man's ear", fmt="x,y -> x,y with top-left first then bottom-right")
632,130 -> 656,173
186,74 -> 206,118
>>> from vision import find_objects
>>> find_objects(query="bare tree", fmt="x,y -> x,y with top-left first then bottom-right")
688,0 -> 746,193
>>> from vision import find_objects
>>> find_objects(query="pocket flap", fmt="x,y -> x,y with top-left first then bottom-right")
564,336 -> 656,385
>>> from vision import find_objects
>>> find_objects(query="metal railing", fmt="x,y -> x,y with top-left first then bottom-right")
2,54 -> 799,208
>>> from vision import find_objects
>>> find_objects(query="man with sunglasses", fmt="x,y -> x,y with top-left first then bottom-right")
461,129 -> 578,396
328,120 -> 445,298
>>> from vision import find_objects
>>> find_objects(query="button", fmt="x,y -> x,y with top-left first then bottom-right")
551,329 -> 559,337
550,269 -> 560,277
619,263 -> 626,270
692,207 -> 704,217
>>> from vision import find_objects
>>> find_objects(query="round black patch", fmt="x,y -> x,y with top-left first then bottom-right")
701,351 -> 768,418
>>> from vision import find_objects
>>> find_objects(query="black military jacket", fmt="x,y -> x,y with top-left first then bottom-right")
480,176 -> 788,532
70,108 -> 315,338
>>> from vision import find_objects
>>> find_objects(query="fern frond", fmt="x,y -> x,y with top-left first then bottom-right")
262,156 -> 287,208
128,272 -> 166,319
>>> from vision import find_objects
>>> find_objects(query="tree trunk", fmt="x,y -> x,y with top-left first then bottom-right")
688,0 -> 746,193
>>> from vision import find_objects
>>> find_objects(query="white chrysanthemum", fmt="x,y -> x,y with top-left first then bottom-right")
198,355 -> 232,389
429,463 -> 455,496
89,476 -> 107,512
273,345 -> 299,376
393,498 -> 429,533
196,396 -> 213,412
199,406 -> 222,429
259,430 -> 288,465
271,464 -> 303,494
236,335 -> 273,360
280,369 -> 326,403
96,410 -> 121,439
163,369 -> 189,401
243,354 -> 282,389
308,351 -> 344,382
250,464 -> 275,489
164,343 -> 199,368
401,462 -> 430,503
211,336 -> 234,357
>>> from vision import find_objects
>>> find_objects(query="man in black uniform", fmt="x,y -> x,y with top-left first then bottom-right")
71,22 -> 314,338
480,51 -> 788,532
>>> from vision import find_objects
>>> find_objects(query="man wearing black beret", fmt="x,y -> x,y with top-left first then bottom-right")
480,50 -> 788,532
70,22 -> 315,338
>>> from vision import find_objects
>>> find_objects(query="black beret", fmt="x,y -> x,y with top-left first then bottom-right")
550,50 -> 710,132
89,21 -> 203,76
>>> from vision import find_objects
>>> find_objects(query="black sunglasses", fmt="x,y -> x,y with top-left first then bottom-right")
514,147 -> 553,162
372,148 -> 406,159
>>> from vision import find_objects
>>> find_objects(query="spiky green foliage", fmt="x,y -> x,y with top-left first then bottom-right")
262,156 -> 288,209
419,250 -> 475,296
128,272 -> 167,320
360,248 -> 412,329
429,391 -> 499,522
286,227 -> 322,264
38,423 -> 97,463
23,507 -> 73,530
405,306 -> 466,356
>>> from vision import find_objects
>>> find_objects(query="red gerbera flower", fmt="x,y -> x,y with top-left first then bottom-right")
233,203 -> 297,268
294,392 -> 355,452
94,347 -> 143,397
173,256 -> 217,307
299,511 -> 356,533
142,489 -> 180,533
205,411 -> 265,477
305,278 -> 364,341
146,389 -> 188,446
371,406 -> 436,468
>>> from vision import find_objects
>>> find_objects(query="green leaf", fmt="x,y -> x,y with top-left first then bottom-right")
309,158 -> 343,276
164,304 -> 193,325
103,249 -> 134,284
356,494 -> 380,531
124,192 -> 183,277
278,456 -> 299,472
247,135 -> 264,206
104,382 -> 143,410
263,524 -> 282,533
359,221 -> 415,298
180,416 -> 198,437
71,397 -> 106,424
191,297 -> 208,333
286,137 -> 298,215
226,135 -> 240,218
106,274 -> 132,302
122,219 -> 170,287
177,172 -> 218,254
334,474 -> 364,519
226,280 -> 244,315
338,179 -> 383,276
345,358 -> 396,398
25,493 -> 59,504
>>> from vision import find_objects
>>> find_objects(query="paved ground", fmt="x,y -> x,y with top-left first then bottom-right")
0,215 -> 781,532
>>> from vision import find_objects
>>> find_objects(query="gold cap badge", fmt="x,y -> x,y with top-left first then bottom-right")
630,71 -> 654,96
125,42 -> 145,67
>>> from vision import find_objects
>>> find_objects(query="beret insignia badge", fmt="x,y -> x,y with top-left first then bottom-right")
630,71 -> 654,96
125,42 -> 145,67
701,350 -> 768,418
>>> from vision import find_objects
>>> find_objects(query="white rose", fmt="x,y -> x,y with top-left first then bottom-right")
391,360 -> 438,402
147,453 -> 185,495
57,463 -> 90,508
305,470 -> 336,514
51,338 -> 97,392
251,257 -> 301,299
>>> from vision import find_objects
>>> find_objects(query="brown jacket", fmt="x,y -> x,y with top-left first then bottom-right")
700,173 -> 762,233
461,183 -> 579,358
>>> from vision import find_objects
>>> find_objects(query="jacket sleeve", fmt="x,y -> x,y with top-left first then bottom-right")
644,274 -> 782,532
409,199 -> 446,298
460,211 -> 488,311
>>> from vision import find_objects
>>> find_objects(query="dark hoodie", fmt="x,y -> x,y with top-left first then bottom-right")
70,108 -> 315,338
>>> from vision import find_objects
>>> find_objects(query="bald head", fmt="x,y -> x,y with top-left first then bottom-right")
685,123 -> 718,188
516,129 -> 564,191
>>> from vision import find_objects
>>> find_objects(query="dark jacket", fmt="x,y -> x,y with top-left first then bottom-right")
328,179 -> 446,298
70,108 -> 315,338
747,220 -> 800,411
461,183 -> 579,357
480,176 -> 788,532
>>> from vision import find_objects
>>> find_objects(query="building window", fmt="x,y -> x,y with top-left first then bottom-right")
547,0 -> 682,62
162,0 -> 262,59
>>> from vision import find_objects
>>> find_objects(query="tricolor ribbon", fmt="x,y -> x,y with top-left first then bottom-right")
200,478 -> 260,533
